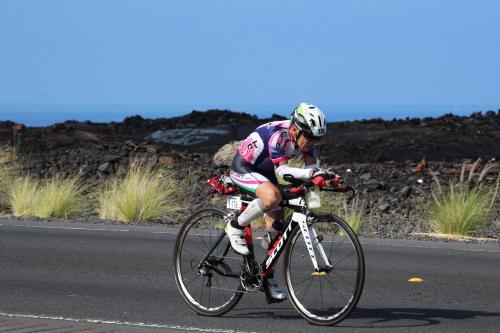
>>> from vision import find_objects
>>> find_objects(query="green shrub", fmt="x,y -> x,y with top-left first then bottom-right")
426,160 -> 499,235
7,176 -> 39,216
342,194 -> 365,234
35,176 -> 88,218
7,174 -> 87,218
426,181 -> 497,235
98,158 -> 180,222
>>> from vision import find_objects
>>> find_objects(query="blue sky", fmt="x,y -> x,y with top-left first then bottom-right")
0,0 -> 499,110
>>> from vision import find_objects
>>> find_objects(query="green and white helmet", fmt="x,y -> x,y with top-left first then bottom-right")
291,103 -> 327,139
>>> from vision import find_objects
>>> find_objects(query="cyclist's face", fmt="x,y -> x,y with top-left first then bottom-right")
297,132 -> 319,151
291,124 -> 319,151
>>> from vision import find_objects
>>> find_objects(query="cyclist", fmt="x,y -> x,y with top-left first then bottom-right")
226,102 -> 330,302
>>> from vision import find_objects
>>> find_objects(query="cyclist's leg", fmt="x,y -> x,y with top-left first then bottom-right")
261,207 -> 287,301
254,161 -> 283,229
262,208 -> 284,247
230,155 -> 282,228
255,167 -> 287,301
258,164 -> 285,243
229,173 -> 273,226
227,155 -> 277,254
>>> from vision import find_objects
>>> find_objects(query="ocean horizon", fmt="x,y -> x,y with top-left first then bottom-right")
0,103 -> 498,127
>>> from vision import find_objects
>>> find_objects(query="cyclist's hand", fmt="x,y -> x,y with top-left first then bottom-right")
330,173 -> 341,187
311,168 -> 330,187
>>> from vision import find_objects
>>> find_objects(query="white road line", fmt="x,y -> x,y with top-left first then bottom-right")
2,223 -> 179,235
362,242 -> 500,253
2,223 -> 498,252
0,312 -> 256,333
11,224 -> 131,232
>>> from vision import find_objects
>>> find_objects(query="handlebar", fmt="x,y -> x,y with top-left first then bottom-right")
280,173 -> 355,197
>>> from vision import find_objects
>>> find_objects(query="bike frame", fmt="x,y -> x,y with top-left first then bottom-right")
199,197 -> 334,281
259,209 -> 333,277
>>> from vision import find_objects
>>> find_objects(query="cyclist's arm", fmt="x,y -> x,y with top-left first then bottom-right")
303,154 -> 318,169
274,160 -> 313,180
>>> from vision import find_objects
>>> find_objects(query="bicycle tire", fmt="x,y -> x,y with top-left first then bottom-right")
174,208 -> 244,316
283,214 -> 365,325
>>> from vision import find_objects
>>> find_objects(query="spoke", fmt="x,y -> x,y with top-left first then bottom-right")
328,226 -> 335,255
208,280 -> 211,308
324,275 -> 349,304
208,228 -> 213,255
332,251 -> 355,268
319,277 -> 324,309
191,215 -> 219,251
332,271 -> 356,290
293,275 -> 315,288
183,237 -> 208,257
186,229 -> 226,262
301,275 -> 315,298
213,274 -> 230,301
325,275 -> 338,307
200,276 -> 205,303
323,223 -> 346,257
293,239 -> 309,257
196,230 -> 211,251
184,274 -> 201,285
214,231 -> 222,257
330,234 -> 348,258
181,267 -> 195,276
180,247 -> 202,261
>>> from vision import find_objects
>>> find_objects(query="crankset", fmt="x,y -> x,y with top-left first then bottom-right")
240,258 -> 263,292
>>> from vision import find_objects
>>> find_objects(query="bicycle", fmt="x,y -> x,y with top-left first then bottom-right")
173,171 -> 365,326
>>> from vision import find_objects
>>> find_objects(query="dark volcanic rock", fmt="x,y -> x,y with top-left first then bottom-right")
0,109 -> 499,239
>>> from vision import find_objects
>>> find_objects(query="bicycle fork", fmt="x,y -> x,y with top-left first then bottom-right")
293,212 -> 333,273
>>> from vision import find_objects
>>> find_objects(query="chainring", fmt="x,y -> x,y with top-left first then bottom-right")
240,260 -> 263,292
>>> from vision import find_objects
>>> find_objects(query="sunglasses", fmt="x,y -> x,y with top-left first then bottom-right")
301,132 -> 321,143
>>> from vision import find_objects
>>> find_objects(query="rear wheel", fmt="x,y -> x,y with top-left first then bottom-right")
283,214 -> 365,325
174,208 -> 244,316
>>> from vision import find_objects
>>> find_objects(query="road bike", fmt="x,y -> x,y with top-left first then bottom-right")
173,172 -> 365,326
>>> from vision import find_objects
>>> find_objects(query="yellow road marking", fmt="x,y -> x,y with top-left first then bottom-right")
408,277 -> 424,283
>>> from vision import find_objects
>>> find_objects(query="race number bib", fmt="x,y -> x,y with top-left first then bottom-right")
226,196 -> 242,210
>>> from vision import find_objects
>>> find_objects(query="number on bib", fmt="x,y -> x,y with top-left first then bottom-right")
226,196 -> 242,210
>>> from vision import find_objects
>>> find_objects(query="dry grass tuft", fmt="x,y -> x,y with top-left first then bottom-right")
98,157 -> 181,222
7,175 -> 88,218
426,159 -> 499,236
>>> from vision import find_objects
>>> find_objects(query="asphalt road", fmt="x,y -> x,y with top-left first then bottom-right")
0,219 -> 499,333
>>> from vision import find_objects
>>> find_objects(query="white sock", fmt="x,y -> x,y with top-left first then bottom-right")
237,198 -> 266,227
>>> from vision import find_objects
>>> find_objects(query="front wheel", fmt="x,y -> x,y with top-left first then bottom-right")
174,208 -> 244,316
283,214 -> 365,325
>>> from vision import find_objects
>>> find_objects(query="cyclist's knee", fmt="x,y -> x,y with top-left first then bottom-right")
256,183 -> 282,209
270,189 -> 282,207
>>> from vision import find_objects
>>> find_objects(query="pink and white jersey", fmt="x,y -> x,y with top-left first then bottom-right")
237,120 -> 317,171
